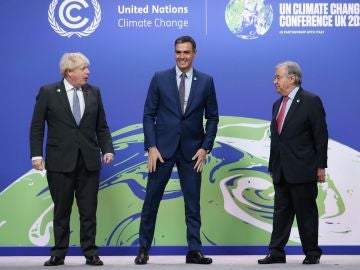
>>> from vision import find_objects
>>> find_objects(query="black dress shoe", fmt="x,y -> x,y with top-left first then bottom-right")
85,255 -> 104,266
303,255 -> 320,264
134,247 -> 149,265
186,251 -> 212,264
44,256 -> 65,266
258,254 -> 286,264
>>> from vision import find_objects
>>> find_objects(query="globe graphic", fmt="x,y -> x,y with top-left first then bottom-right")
0,116 -> 359,247
225,0 -> 274,40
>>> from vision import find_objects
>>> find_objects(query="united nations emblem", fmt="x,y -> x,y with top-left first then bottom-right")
48,0 -> 101,38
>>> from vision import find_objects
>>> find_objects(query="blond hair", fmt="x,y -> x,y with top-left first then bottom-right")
59,52 -> 90,76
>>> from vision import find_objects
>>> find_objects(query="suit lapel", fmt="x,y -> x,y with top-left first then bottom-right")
81,84 -> 90,123
56,82 -> 73,117
282,88 -> 303,132
273,98 -> 282,121
272,98 -> 282,134
56,80 -> 85,126
170,68 -> 183,114
184,69 -> 197,115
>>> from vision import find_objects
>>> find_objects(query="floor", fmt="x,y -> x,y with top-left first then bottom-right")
0,255 -> 359,270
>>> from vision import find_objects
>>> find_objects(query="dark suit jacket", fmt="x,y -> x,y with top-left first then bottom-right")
143,67 -> 219,161
268,88 -> 328,184
30,80 -> 114,172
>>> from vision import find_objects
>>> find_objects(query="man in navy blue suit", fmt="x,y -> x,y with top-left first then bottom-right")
258,61 -> 328,265
135,36 -> 219,265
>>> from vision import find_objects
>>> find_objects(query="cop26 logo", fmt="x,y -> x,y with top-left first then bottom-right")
48,0 -> 101,37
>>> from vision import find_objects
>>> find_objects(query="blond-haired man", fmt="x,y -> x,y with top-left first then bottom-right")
30,52 -> 114,266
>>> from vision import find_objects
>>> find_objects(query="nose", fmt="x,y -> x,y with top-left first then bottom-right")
179,52 -> 187,58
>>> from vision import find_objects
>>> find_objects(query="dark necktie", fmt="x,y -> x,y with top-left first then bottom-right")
72,88 -> 81,125
276,96 -> 289,134
179,73 -> 186,114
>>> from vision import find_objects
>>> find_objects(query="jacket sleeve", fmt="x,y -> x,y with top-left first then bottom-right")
143,73 -> 159,150
202,76 -> 219,151
309,96 -> 328,168
29,87 -> 47,158
95,89 -> 115,155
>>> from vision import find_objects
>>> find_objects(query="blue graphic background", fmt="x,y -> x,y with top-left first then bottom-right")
0,1 -> 359,253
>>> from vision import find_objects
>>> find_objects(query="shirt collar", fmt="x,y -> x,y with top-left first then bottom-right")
176,66 -> 193,79
287,86 -> 300,100
63,78 -> 82,92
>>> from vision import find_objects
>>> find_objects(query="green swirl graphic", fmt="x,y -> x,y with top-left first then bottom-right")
0,116 -> 348,246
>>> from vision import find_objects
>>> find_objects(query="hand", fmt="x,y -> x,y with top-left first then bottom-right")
147,147 -> 164,173
32,159 -> 45,171
103,153 -> 114,164
192,148 -> 207,172
317,168 -> 326,183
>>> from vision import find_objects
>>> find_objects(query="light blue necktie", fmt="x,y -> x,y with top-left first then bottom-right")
72,88 -> 81,125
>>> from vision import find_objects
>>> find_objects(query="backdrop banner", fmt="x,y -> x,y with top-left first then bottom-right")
0,0 -> 359,254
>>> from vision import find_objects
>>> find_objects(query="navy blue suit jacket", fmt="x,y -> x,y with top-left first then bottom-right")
268,88 -> 328,184
143,67 -> 219,161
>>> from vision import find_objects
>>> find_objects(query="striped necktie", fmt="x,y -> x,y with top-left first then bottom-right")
276,96 -> 289,134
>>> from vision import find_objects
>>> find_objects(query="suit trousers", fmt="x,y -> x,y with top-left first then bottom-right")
138,146 -> 202,251
46,151 -> 100,258
269,174 -> 322,257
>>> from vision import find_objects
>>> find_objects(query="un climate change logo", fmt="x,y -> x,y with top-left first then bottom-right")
225,0 -> 273,40
48,0 -> 101,37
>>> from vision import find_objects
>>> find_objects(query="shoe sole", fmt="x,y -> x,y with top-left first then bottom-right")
44,262 -> 64,266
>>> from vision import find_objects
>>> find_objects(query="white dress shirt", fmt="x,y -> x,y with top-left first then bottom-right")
64,79 -> 85,118
176,66 -> 193,112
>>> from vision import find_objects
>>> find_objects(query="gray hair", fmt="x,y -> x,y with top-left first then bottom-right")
59,52 -> 90,76
275,61 -> 302,85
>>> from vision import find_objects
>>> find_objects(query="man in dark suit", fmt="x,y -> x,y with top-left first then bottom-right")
134,36 -> 219,265
258,61 -> 328,265
30,52 -> 114,266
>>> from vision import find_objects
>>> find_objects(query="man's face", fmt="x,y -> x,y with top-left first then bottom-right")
67,64 -> 90,88
175,42 -> 196,73
273,65 -> 294,96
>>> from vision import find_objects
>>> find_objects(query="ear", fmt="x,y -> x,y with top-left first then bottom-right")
289,74 -> 296,83
65,69 -> 72,78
